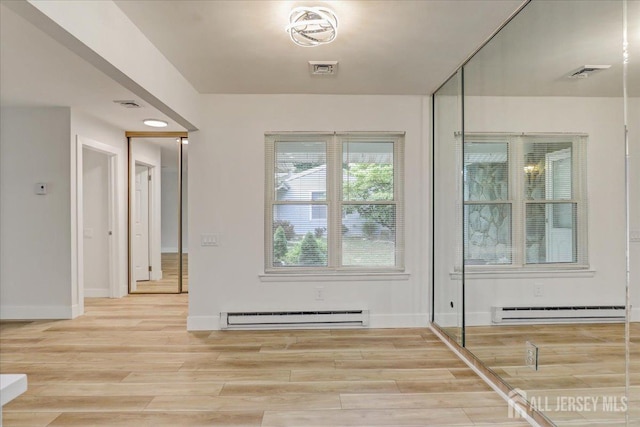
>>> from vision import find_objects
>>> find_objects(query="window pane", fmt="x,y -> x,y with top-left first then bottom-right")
275,141 -> 326,201
310,192 -> 327,220
526,202 -> 577,264
343,141 -> 394,201
464,203 -> 511,265
464,142 -> 508,201
342,204 -> 395,267
272,205 -> 327,267
524,142 -> 572,200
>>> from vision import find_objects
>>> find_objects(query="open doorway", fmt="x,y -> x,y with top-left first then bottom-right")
128,132 -> 188,293
75,136 -> 125,315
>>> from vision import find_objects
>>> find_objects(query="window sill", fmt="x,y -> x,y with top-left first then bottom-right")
259,272 -> 411,282
449,267 -> 595,280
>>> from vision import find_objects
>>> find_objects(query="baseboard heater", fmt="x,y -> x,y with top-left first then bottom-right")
492,306 -> 625,324
220,310 -> 369,329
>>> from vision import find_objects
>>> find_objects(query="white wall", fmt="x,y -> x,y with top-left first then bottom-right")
188,95 -> 429,330
72,110 -> 128,301
449,96 -> 629,324
0,107 -> 73,318
82,148 -> 110,297
432,93 -> 463,328
6,0 -> 200,131
131,139 -> 162,281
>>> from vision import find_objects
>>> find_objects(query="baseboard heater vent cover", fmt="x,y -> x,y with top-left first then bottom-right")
220,310 -> 370,329
492,306 -> 625,324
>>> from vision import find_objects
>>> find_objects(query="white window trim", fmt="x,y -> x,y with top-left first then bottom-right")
462,132 -> 589,271
265,132 -> 405,274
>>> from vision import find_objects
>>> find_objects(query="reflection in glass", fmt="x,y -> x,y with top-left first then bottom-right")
130,137 -> 187,293
432,70 -> 464,345
525,202 -> 577,264
457,1 -> 627,426
464,204 -> 511,265
180,139 -> 188,292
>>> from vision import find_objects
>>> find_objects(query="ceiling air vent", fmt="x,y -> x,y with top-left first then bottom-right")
309,61 -> 338,76
567,65 -> 611,79
113,100 -> 142,108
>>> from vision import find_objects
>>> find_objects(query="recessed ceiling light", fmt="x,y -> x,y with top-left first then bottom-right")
143,119 -> 168,128
286,7 -> 338,47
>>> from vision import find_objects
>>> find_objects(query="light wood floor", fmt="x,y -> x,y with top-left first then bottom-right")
465,323 -> 640,426
134,253 -> 188,293
0,294 -> 528,427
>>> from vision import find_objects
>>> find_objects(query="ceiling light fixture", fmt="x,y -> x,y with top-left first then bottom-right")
286,7 -> 338,47
143,119 -> 168,128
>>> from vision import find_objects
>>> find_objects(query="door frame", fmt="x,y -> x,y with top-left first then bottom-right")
127,131 -> 188,294
74,136 -> 123,316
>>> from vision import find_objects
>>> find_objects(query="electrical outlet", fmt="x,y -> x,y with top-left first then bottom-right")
315,286 -> 324,301
525,341 -> 539,370
534,283 -> 543,297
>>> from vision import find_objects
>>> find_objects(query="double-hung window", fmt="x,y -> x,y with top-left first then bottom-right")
463,133 -> 587,269
265,132 -> 404,272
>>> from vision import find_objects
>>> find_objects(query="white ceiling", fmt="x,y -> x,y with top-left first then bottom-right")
0,3 -> 184,131
114,0 -> 524,95
462,0 -> 640,97
1,0 -> 637,132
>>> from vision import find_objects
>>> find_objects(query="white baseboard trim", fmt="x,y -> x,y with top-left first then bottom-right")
71,304 -> 82,319
161,247 -> 188,254
187,315 -> 220,331
431,312 -> 462,328
369,314 -> 429,328
84,289 -> 110,298
435,310 -> 638,326
187,313 -> 429,331
0,305 -> 74,320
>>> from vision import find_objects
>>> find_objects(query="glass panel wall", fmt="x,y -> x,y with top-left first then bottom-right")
129,136 -> 188,293
625,0 -> 639,424
433,71 -> 464,345
433,1 -> 635,425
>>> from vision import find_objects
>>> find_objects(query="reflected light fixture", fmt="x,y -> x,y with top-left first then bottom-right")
143,118 -> 168,128
286,6 -> 338,47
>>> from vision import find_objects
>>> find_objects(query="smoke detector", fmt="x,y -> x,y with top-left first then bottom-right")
567,65 -> 611,79
309,61 -> 338,76
113,100 -> 142,108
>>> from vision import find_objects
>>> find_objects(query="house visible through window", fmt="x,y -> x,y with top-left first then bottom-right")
310,191 -> 327,220
464,133 -> 587,268
266,132 -> 404,272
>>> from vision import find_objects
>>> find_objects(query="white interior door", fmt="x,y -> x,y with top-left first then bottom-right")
134,164 -> 150,281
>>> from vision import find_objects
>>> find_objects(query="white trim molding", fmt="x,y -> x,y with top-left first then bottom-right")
0,305 -> 75,320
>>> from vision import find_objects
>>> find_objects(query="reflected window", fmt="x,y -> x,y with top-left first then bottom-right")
464,134 -> 587,267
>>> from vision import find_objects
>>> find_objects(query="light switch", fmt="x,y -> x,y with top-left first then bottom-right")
84,228 -> 94,238
201,234 -> 218,246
